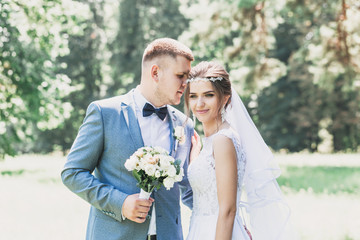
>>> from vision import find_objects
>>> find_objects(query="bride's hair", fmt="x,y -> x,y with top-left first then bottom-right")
184,61 -> 232,118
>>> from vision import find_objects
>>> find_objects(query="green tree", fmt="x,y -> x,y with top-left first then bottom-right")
182,0 -> 360,152
109,0 -> 190,96
0,0 -> 78,158
35,1 -> 105,153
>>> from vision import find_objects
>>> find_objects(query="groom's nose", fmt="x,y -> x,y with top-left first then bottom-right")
181,79 -> 187,87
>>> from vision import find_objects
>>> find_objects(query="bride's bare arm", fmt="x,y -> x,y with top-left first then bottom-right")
189,130 -> 201,164
213,135 -> 237,240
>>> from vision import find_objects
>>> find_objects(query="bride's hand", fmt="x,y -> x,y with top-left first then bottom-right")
190,130 -> 201,163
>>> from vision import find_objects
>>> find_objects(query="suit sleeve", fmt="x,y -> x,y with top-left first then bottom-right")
61,102 -> 128,222
178,122 -> 194,209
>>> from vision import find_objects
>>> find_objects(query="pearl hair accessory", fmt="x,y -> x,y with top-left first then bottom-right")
186,76 -> 223,84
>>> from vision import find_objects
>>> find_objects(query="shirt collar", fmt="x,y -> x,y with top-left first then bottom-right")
134,86 -> 167,110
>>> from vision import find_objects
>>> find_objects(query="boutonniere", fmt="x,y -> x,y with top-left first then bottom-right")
174,126 -> 185,151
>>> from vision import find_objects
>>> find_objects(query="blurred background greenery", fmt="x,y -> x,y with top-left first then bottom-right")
1,0 -> 360,158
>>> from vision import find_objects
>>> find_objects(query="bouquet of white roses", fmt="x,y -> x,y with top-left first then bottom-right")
124,146 -> 184,199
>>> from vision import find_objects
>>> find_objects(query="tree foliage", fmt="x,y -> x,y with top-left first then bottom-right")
0,0 -> 81,157
109,0 -> 189,96
1,0 -> 359,158
181,0 -> 360,152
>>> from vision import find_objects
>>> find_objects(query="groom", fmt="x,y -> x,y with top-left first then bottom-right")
61,38 -> 194,240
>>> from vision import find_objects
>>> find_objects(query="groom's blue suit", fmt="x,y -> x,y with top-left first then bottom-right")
61,89 -> 193,240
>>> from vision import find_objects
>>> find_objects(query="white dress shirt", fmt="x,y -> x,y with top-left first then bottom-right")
133,87 -> 171,235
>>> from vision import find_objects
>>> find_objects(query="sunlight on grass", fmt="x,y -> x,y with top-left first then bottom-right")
1,153 -> 360,240
278,166 -> 360,195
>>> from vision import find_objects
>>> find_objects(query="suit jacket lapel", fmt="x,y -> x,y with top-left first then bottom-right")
168,109 -> 178,157
121,90 -> 144,150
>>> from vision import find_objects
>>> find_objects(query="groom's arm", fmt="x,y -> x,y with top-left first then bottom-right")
61,102 -> 152,223
61,102 -> 127,222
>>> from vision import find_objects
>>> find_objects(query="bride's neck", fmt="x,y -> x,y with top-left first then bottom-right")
203,120 -> 228,137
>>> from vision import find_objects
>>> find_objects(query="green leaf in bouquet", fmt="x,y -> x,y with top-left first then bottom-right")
152,179 -> 160,187
147,184 -> 155,193
132,170 -> 141,183
155,184 -> 161,191
174,159 -> 181,174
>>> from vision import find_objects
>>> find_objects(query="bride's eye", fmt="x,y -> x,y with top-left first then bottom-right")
189,94 -> 197,99
205,93 -> 215,98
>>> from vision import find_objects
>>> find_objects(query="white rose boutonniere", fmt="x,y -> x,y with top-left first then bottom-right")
174,126 -> 186,152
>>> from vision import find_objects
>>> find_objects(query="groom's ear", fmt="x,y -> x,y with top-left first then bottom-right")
150,64 -> 160,82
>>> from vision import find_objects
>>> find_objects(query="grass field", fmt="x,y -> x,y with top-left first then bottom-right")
1,152 -> 360,240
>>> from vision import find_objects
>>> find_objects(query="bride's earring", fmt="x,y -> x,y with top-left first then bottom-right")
221,106 -> 226,122
192,112 -> 196,126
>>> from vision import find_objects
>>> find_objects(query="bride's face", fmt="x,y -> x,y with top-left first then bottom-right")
188,81 -> 221,125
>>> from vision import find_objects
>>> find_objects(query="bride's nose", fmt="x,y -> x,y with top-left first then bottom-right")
197,96 -> 205,107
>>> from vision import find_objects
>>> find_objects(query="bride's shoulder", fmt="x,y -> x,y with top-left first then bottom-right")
215,126 -> 236,139
214,127 -> 242,148
212,133 -> 237,164
212,131 -> 235,150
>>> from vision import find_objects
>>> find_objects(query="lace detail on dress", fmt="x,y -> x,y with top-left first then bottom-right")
188,128 -> 247,216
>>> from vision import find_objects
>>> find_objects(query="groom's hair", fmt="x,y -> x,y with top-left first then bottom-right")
142,38 -> 194,64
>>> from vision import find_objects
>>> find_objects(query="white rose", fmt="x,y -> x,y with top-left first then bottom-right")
174,168 -> 184,182
163,177 -> 175,190
174,126 -> 184,138
145,164 -> 156,176
155,170 -> 161,178
143,146 -> 152,152
142,154 -> 152,164
146,155 -> 159,165
174,126 -> 185,145
162,155 -> 174,164
166,165 -> 177,178
135,165 -> 141,171
167,156 -> 175,163
124,155 -> 138,171
138,159 -> 147,171
160,156 -> 171,169
154,146 -> 168,155
135,149 -> 145,158
175,174 -> 183,182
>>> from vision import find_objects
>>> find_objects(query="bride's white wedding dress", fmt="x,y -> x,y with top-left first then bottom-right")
187,128 -> 251,240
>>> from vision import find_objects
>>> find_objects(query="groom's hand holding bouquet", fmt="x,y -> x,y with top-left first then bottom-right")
122,146 -> 184,223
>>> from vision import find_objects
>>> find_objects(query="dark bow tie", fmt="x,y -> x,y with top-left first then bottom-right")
142,103 -> 167,120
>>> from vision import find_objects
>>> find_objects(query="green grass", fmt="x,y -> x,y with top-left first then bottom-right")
278,166 -> 360,195
1,169 -> 26,176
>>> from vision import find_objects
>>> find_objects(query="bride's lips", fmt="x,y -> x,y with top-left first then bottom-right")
196,109 -> 209,114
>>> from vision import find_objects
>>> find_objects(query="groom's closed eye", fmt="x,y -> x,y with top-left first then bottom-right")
176,72 -> 189,80
177,74 -> 185,79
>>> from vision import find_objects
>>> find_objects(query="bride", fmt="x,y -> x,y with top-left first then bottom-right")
184,61 -> 297,240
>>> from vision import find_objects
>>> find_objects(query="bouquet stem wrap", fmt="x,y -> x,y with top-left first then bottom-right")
139,188 -> 152,200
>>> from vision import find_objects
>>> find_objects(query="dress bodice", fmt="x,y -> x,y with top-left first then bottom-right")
187,128 -> 247,216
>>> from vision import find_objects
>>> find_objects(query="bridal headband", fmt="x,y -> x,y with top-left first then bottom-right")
186,76 -> 223,83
